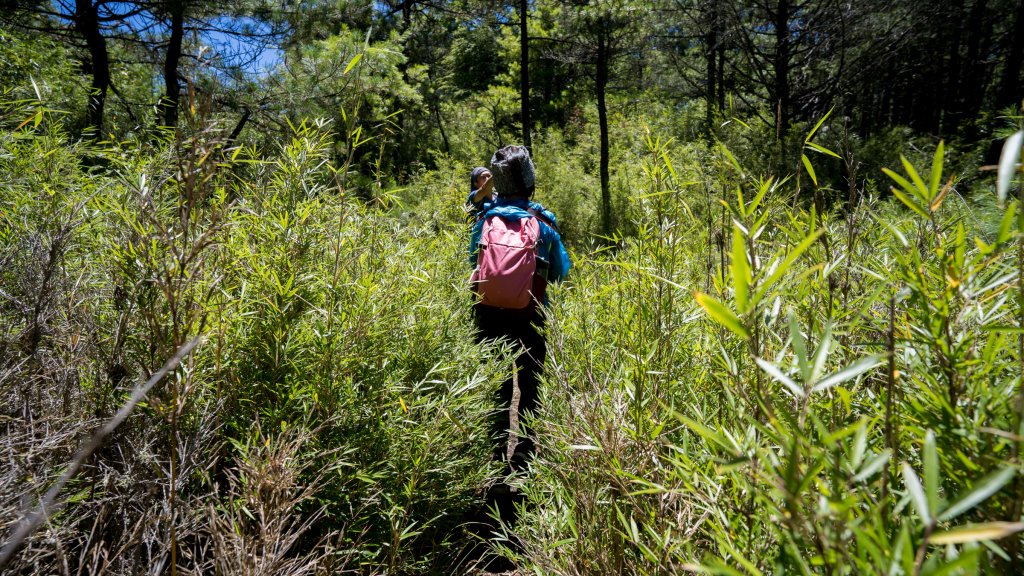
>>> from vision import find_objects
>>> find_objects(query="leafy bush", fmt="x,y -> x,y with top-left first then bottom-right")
3,98 -> 1024,575
0,104 -> 502,574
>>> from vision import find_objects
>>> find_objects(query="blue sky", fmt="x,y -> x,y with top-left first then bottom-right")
52,1 -> 283,77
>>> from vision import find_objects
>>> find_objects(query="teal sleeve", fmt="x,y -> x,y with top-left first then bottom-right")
468,218 -> 485,266
540,223 -> 570,282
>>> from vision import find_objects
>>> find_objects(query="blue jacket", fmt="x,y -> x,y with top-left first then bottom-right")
467,191 -> 559,230
469,197 -> 570,284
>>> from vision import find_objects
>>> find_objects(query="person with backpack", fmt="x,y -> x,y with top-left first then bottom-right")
469,145 -> 570,478
467,165 -> 560,229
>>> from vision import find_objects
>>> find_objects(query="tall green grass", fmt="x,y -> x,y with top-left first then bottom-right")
511,123 -> 1024,575
2,98 -> 1023,575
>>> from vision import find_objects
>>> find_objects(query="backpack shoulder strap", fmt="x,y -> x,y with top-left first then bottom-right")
527,207 -> 557,232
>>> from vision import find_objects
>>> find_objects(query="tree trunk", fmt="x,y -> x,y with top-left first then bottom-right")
959,0 -> 991,139
434,100 -> 450,154
520,0 -> 531,149
940,0 -> 966,135
74,0 -> 109,136
717,28 -> 726,112
162,0 -> 186,128
704,0 -> 718,137
997,0 -> 1024,110
596,28 -> 611,235
772,0 -> 791,137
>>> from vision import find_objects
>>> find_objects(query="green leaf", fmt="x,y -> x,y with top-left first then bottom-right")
755,357 -> 804,398
719,144 -> 744,176
939,467 -> 1016,522
998,130 -> 1023,205
343,52 -> 364,75
930,522 -> 1024,545
695,292 -> 749,339
901,155 -> 929,197
671,411 -> 736,454
922,550 -> 981,575
731,227 -> 750,313
812,356 -> 881,393
929,141 -> 945,200
805,141 -> 841,159
802,154 -> 818,187
903,463 -> 932,525
748,177 -> 773,215
804,106 -> 834,144
924,431 -> 939,516
759,229 -> 825,295
809,324 -> 832,382
882,167 -> 917,197
998,202 -> 1017,244
890,187 -> 931,219
789,313 -> 809,381
853,450 -> 891,483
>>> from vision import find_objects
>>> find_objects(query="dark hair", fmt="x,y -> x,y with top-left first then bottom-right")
490,145 -> 536,198
470,166 -> 488,191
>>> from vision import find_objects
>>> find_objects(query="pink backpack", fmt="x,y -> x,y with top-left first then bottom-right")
471,215 -> 542,309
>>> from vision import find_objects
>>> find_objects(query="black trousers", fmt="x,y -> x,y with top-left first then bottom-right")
473,303 -> 546,472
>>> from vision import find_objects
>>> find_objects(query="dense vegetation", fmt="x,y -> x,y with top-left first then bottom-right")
3,1 -> 1024,574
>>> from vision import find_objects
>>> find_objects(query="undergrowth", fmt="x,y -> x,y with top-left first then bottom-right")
2,98 -> 1024,575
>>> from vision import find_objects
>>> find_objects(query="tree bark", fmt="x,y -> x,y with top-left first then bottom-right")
520,0 -> 531,149
717,27 -> 726,112
959,0 -> 991,139
771,0 -> 791,137
596,27 -> 611,235
997,0 -> 1024,110
939,0 -> 965,135
162,0 -> 186,128
704,0 -> 718,137
74,0 -> 109,136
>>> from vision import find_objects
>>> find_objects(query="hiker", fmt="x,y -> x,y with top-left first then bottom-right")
469,145 -> 570,476
467,165 -> 560,229
468,166 -> 494,219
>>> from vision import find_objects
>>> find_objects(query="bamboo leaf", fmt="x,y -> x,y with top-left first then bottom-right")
719,144 -> 744,177
671,411 -> 736,454
789,313 -> 809,381
812,356 -> 881,393
694,292 -> 749,339
15,114 -> 34,131
903,463 -> 932,525
882,167 -> 917,197
924,431 -> 939,516
929,141 -> 945,199
731,227 -> 750,314
804,106 -> 834,143
809,324 -> 832,382
901,155 -> 929,197
805,141 -> 841,159
998,202 -> 1017,244
755,357 -> 804,398
748,178 -> 772,215
939,467 -> 1015,522
890,187 -> 931,219
922,551 -> 982,575
997,130 -> 1023,205
854,450 -> 891,483
930,176 -> 953,212
801,154 -> 818,187
343,52 -> 364,75
930,522 -> 1024,546
759,229 -> 825,294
